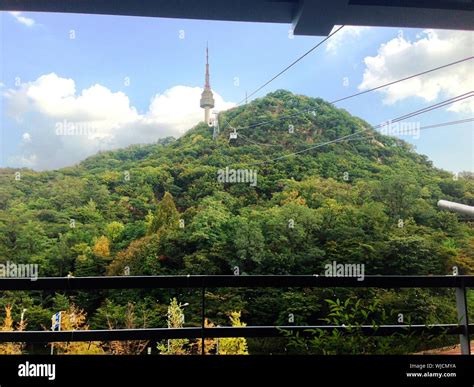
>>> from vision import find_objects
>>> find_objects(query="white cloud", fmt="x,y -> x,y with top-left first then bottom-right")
358,29 -> 474,113
326,25 -> 371,53
9,12 -> 35,27
4,73 -> 235,170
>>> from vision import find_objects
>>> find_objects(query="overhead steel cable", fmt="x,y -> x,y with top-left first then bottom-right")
383,92 -> 473,123
223,56 -> 474,134
418,118 -> 474,130
238,132 -> 281,147
239,25 -> 346,105
219,25 -> 346,133
343,117 -> 474,143
330,56 -> 473,105
235,106 -> 473,150
241,92 -> 473,166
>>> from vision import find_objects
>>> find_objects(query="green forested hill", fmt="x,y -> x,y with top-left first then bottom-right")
1,90 -> 473,354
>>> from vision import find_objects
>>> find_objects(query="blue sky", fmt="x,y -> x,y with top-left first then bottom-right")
0,11 -> 472,172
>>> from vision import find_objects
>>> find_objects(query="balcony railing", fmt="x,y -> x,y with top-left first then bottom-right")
0,275 -> 472,354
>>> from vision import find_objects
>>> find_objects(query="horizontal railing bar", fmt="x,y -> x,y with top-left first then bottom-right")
205,325 -> 470,337
0,324 -> 471,342
1,275 -> 473,290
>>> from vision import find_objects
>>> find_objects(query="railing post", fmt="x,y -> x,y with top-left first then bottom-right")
201,286 -> 205,355
455,281 -> 471,355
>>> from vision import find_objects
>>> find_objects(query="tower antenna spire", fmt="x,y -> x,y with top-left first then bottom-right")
205,42 -> 210,89
200,43 -> 215,123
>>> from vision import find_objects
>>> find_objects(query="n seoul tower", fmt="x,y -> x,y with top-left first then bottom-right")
200,44 -> 215,124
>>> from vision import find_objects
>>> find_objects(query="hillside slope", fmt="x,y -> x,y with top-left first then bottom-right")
1,89 -> 472,275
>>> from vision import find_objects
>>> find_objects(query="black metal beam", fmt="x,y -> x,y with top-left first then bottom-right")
1,0 -> 472,36
0,324 -> 470,342
0,0 -> 296,24
1,275 -> 473,291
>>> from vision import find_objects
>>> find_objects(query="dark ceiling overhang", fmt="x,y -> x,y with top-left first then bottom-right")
0,0 -> 472,35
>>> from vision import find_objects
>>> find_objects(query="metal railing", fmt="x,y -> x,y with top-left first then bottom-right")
0,275 -> 472,354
